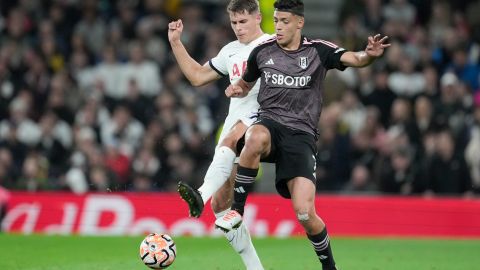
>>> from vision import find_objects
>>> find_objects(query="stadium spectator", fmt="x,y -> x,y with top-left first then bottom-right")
317,103 -> 352,191
120,42 -> 162,98
0,95 -> 41,148
16,152 -> 49,191
37,110 -> 72,176
378,145 -> 419,194
448,45 -> 480,91
73,1 -> 106,57
343,163 -> 376,194
387,54 -> 426,97
100,104 -> 144,156
94,45 -> 125,104
0,147 -> 16,188
425,130 -> 472,196
407,96 -> 435,147
89,165 -> 114,192
340,90 -> 367,135
363,69 -> 397,127
465,93 -> 480,193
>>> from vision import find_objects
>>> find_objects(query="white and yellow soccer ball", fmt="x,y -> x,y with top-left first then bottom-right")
139,233 -> 177,269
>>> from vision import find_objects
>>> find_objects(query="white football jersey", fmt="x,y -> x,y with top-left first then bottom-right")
209,33 -> 273,115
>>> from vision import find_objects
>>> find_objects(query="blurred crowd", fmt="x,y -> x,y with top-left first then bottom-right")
317,0 -> 480,196
0,0 -> 479,197
0,0 -> 234,193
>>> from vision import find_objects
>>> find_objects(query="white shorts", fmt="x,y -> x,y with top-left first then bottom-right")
217,109 -> 258,148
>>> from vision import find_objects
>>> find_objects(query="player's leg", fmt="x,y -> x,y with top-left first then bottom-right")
178,121 -> 248,217
275,129 -> 338,269
215,123 -> 271,231
210,165 -> 235,214
211,166 -> 264,270
287,177 -> 338,270
199,121 -> 248,203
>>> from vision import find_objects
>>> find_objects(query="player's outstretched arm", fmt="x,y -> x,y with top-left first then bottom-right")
168,19 -> 221,86
340,34 -> 391,68
225,79 -> 256,98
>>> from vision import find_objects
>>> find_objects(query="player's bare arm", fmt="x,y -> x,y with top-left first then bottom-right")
168,19 -> 221,86
225,79 -> 256,98
340,34 -> 390,68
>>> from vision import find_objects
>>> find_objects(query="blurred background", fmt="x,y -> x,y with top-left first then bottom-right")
0,0 -> 479,199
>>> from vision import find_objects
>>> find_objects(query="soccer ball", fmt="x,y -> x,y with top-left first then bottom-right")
139,233 -> 177,269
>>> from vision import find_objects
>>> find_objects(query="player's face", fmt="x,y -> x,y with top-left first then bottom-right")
274,11 -> 304,47
229,11 -> 261,44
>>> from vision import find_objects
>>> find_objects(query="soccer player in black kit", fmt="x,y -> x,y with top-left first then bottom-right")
215,0 -> 390,269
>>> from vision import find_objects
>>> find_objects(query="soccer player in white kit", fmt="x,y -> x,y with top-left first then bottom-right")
168,1 -> 271,269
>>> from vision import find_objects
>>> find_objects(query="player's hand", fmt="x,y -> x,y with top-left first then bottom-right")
365,34 -> 391,58
168,19 -> 183,43
225,84 -> 245,98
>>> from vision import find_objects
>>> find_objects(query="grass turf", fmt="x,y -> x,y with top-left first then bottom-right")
0,234 -> 479,270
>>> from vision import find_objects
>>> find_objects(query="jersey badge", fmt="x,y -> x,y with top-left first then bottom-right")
299,57 -> 308,69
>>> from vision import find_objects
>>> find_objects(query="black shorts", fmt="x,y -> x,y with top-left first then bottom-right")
253,117 -> 317,199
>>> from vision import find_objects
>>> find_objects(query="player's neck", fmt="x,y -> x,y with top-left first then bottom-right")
279,35 -> 302,51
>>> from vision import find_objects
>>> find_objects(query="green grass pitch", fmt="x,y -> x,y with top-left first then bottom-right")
0,234 -> 479,269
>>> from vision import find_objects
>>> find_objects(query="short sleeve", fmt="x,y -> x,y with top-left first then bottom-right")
314,40 -> 348,71
242,46 -> 262,83
209,46 -> 229,77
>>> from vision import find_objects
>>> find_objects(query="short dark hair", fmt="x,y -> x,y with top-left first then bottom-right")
274,0 -> 304,16
227,0 -> 259,14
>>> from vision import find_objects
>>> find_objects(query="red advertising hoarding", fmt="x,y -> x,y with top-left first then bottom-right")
2,192 -> 480,237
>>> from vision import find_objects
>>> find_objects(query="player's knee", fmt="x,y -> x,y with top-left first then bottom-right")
245,129 -> 269,153
219,135 -> 239,151
296,211 -> 310,223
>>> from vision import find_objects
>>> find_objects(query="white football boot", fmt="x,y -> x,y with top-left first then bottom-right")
215,210 -> 243,232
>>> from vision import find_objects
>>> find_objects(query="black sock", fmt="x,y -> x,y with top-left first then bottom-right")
230,166 -> 258,216
307,228 -> 337,270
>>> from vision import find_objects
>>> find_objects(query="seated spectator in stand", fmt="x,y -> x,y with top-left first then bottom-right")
434,72 -> 466,135
364,70 -> 397,128
100,104 -> 144,156
16,152 -> 49,191
0,96 -> 41,148
340,90 -> 367,135
425,130 -> 472,196
378,145 -> 419,194
317,104 -> 351,191
343,164 -> 376,194
104,140 -> 131,185
94,45 -> 125,107
407,96 -> 436,147
64,167 -> 88,194
0,148 -> 16,188
89,166 -> 114,192
465,93 -> 480,193
448,45 -> 480,91
37,110 -> 72,177
388,55 -> 426,98
120,42 -> 162,98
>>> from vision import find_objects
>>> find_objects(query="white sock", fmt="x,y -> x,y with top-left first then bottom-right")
198,146 -> 236,204
215,210 -> 264,270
